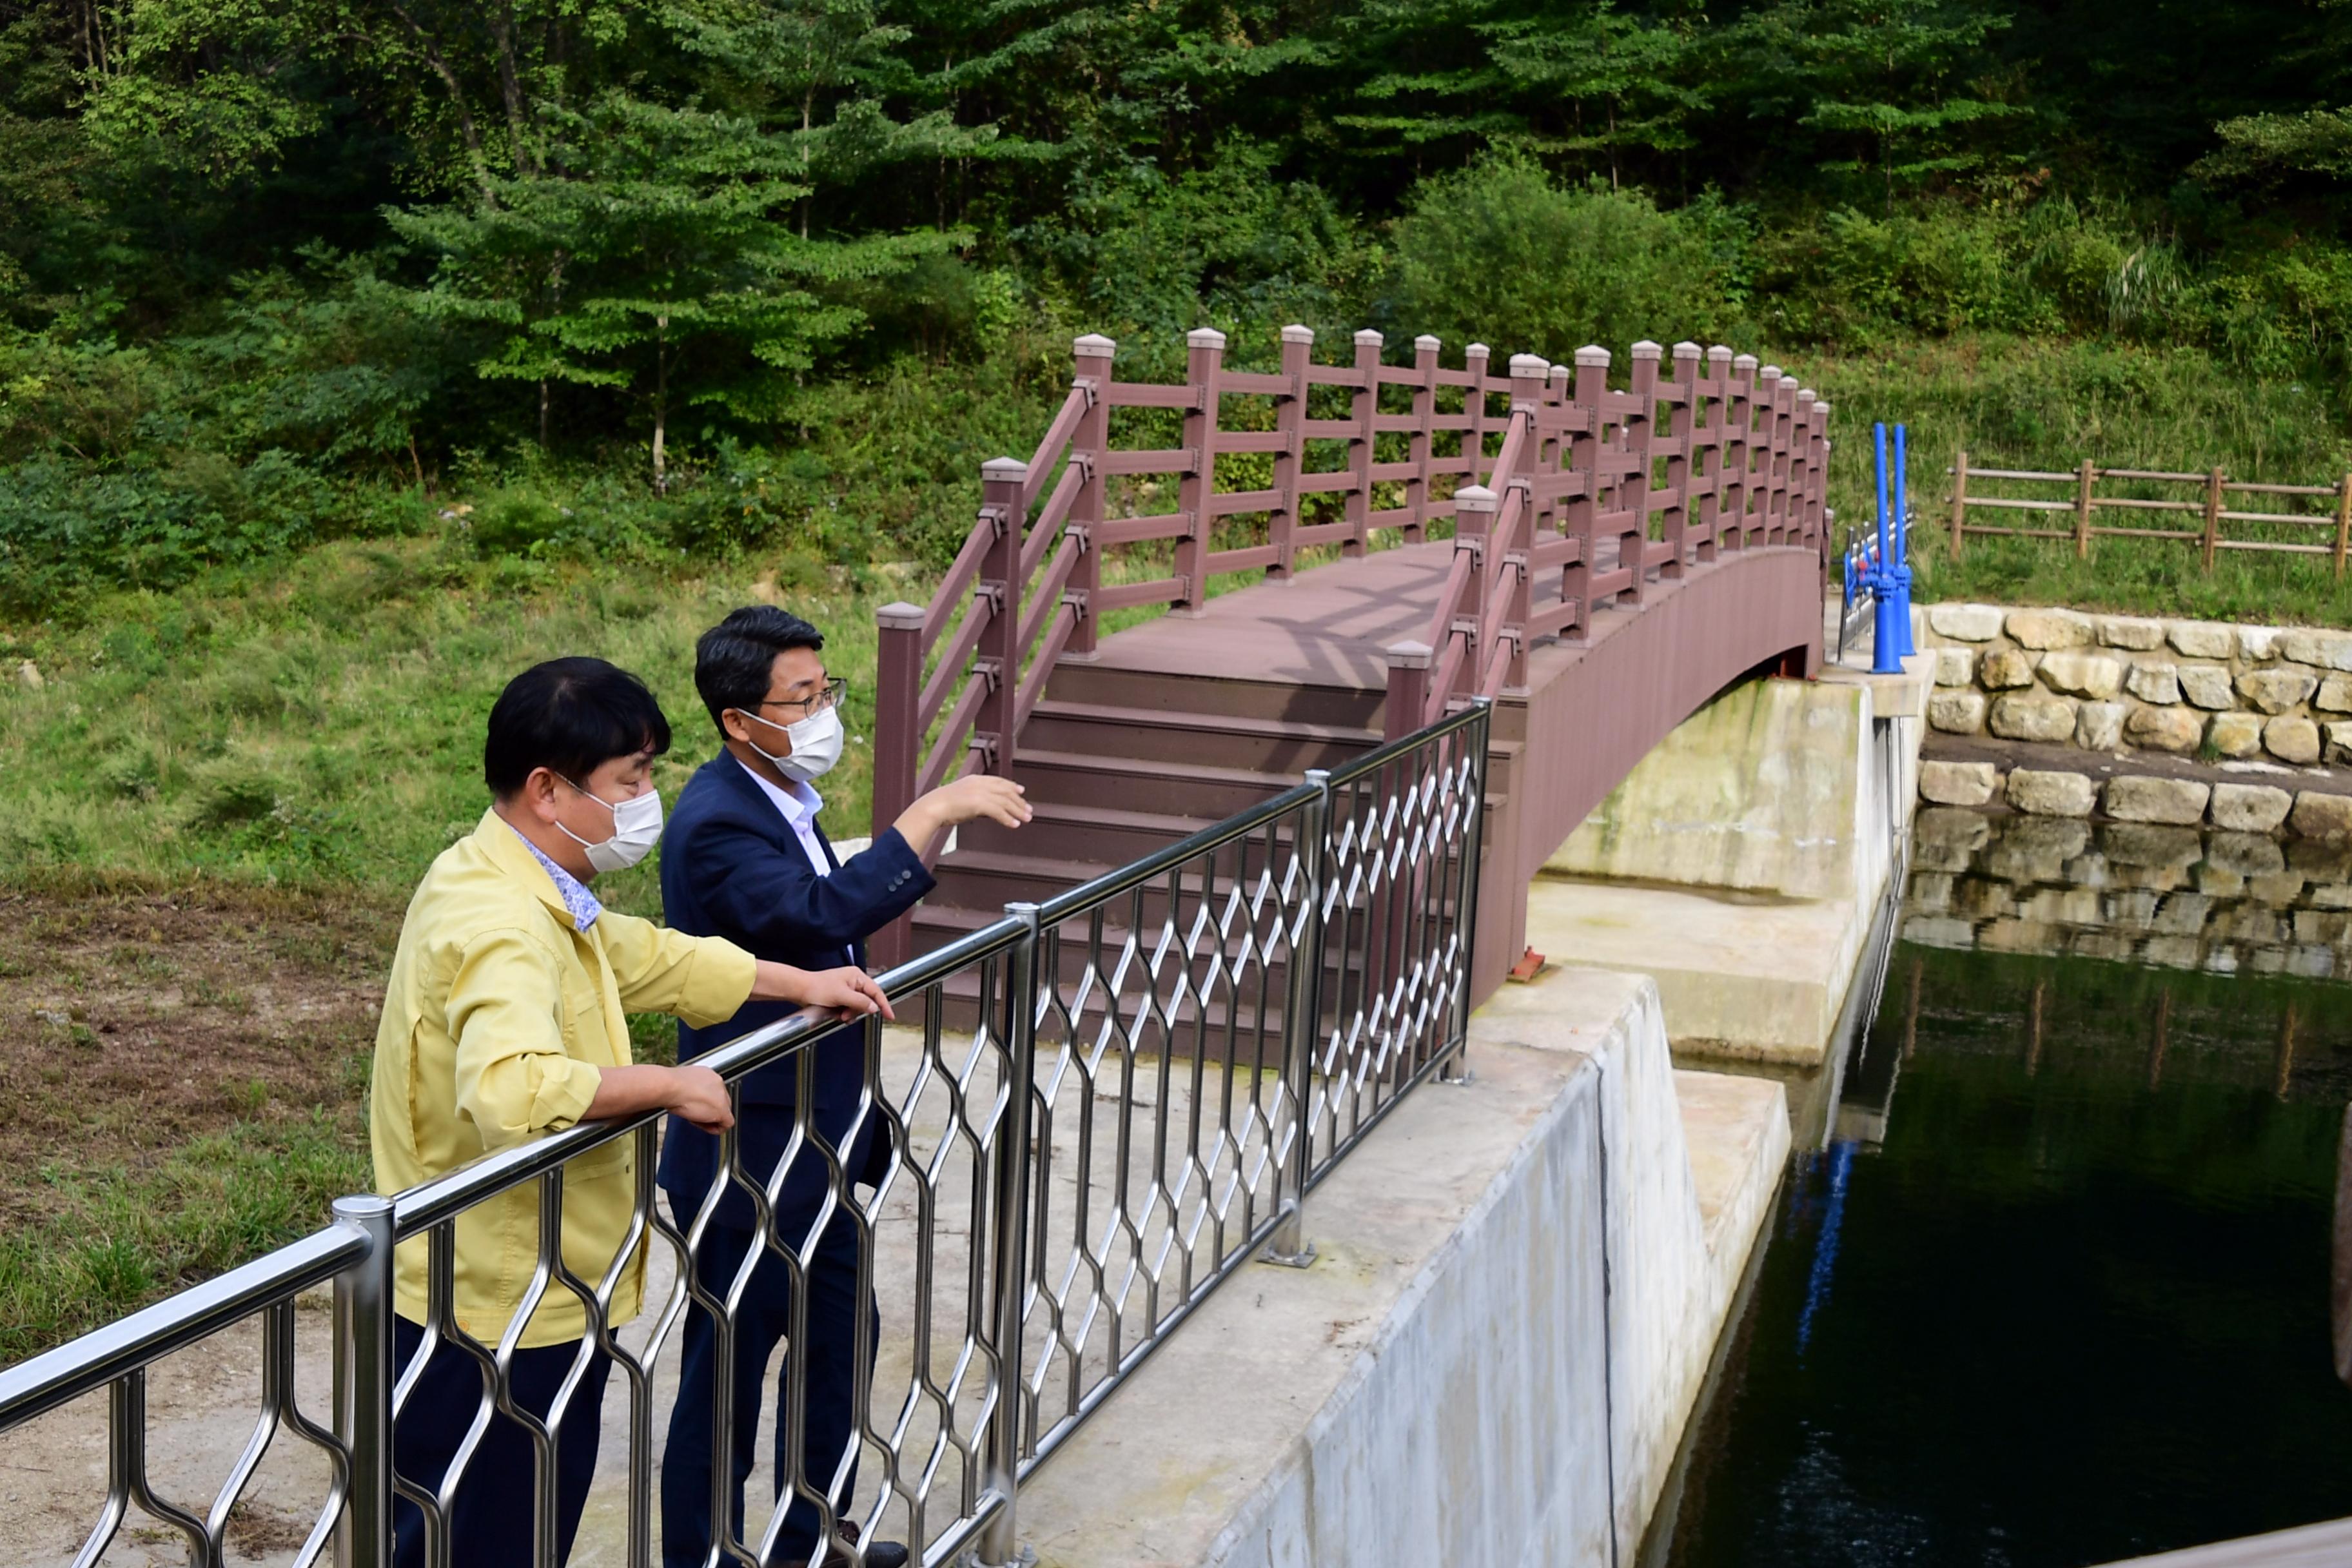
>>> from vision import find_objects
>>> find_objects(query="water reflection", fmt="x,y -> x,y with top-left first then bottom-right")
1908,806 -> 2352,979
1652,810 -> 2352,1568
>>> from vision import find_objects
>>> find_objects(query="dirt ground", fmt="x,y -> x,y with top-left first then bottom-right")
0,880 -> 394,1350
0,881 -> 389,1151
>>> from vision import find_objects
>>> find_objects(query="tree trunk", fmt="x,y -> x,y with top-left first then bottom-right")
652,315 -> 669,493
488,2 -> 538,175
801,88 -> 815,240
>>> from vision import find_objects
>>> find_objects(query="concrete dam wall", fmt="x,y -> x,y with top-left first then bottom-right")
1024,660 -> 1928,1565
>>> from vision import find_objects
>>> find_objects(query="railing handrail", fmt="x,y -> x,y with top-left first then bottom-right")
0,1224 -> 367,1428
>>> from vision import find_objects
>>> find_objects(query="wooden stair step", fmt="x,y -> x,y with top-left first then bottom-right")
1019,700 -> 1383,771
1008,748 -> 1305,816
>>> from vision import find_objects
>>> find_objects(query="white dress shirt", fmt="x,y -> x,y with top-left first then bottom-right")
736,754 -> 833,882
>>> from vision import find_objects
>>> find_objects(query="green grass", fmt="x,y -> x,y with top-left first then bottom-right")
1787,335 -> 2352,626
0,533 -> 901,905
0,1112 -> 367,1361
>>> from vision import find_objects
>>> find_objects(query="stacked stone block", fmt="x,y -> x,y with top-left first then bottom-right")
1917,757 -> 2352,840
1920,603 -> 2352,767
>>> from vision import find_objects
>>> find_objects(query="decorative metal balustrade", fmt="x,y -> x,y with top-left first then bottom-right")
0,702 -> 1488,1568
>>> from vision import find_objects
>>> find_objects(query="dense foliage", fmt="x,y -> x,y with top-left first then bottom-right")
8,0 -> 2352,616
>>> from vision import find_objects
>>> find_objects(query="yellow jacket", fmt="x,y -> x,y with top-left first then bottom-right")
369,810 -> 758,1346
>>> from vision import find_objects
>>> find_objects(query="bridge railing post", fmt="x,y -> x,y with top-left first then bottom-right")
1066,334 -> 1114,657
1811,396 -> 1834,562
1702,345 -> 1734,558
1729,353 -> 1759,548
1464,342 -> 1492,489
1541,363 -> 1573,540
871,599 -> 926,963
1565,346 -> 1609,641
1176,327 -> 1224,611
1502,355 -> 1546,693
1756,366 -> 1787,545
1777,371 -> 1802,549
1621,342 -> 1662,605
1384,638 -> 1435,743
1452,484 -> 1498,702
1664,342 -> 1701,580
1409,335 -> 1440,542
976,456 -> 1026,776
1790,384 -> 1819,558
1345,329 -> 1382,556
1272,325 -> 1312,579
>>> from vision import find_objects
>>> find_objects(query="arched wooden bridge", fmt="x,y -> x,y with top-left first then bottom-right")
870,327 -> 1832,1002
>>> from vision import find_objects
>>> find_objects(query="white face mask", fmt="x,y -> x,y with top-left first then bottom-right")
554,776 -> 664,874
741,703 -> 843,783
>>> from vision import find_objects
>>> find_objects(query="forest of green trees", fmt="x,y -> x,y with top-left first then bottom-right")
8,0 -> 2352,617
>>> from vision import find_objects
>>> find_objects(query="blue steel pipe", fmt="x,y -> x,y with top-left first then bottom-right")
1890,423 -> 1916,660
1870,424 -> 1903,673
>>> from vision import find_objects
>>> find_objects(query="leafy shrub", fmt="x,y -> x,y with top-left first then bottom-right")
1377,155 -> 1739,357
1754,203 -> 2046,345
1031,139 -> 1375,368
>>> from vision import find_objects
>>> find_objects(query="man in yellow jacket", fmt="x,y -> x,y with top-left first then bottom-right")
369,656 -> 890,1568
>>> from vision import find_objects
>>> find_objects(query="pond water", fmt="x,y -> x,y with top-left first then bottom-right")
1651,812 -> 2352,1568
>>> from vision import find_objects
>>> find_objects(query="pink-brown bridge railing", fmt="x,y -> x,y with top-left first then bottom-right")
870,325 -> 1831,841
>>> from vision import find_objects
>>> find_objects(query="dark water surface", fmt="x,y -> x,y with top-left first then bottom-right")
1656,930 -> 2352,1568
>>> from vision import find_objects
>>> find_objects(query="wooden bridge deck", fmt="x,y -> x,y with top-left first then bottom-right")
1089,535 -> 1615,692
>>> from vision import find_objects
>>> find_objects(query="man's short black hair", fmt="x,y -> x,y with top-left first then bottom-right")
484,657 -> 672,797
694,605 -> 825,732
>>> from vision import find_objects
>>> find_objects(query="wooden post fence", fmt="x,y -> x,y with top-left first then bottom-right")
1943,453 -> 2352,578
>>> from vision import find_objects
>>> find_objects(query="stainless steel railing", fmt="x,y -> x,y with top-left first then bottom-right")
0,701 -> 1489,1568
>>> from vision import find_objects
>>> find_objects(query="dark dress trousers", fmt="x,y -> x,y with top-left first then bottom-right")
655,753 -> 932,1565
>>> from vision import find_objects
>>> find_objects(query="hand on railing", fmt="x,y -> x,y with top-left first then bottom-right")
764,961 -> 897,1021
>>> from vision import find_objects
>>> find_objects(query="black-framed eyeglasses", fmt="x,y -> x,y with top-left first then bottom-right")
756,676 -> 848,720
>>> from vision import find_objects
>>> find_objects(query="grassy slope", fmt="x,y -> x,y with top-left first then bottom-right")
1,538 -> 896,897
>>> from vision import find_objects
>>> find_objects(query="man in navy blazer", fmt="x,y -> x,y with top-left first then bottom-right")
657,605 -> 1028,1568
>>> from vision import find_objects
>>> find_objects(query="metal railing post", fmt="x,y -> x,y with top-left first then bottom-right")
979,903 -> 1042,1568
332,1194 -> 396,1568
1443,702 -> 1493,1083
1263,769 -> 1330,1267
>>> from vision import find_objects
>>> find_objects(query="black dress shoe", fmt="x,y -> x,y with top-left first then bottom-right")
780,1523 -> 911,1568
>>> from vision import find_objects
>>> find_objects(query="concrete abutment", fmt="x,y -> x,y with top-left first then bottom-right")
1025,658 -> 1926,1564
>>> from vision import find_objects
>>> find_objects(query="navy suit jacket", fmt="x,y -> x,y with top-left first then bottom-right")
654,752 -> 934,1231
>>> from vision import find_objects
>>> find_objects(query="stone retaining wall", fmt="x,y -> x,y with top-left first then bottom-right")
1919,757 -> 2352,838
1919,602 -> 2352,766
